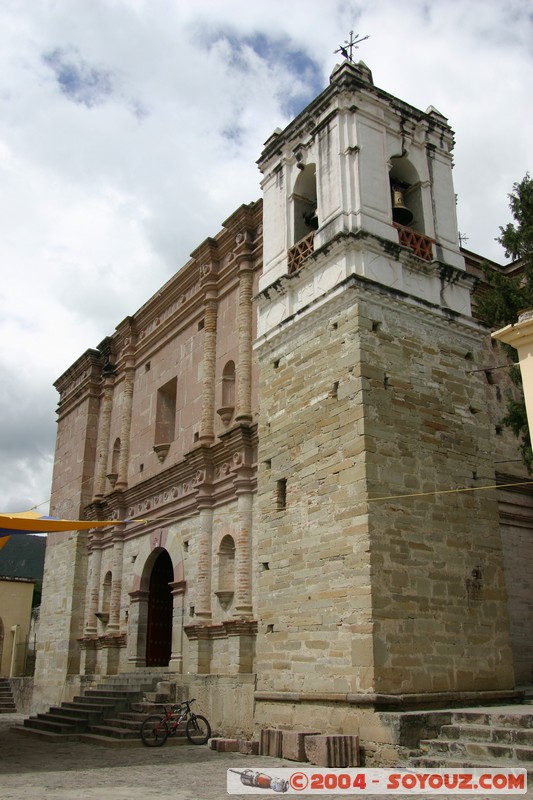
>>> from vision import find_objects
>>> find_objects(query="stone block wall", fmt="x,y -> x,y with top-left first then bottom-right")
32,531 -> 89,712
361,292 -> 514,694
254,275 -> 515,717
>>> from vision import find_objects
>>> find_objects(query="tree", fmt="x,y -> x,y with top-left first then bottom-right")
477,174 -> 533,470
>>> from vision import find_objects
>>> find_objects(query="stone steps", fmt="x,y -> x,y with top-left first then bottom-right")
70,696 -> 117,707
0,679 -> 16,713
89,722 -> 140,739
23,716 -> 78,735
440,722 -> 533,745
101,714 -> 145,731
36,711 -> 89,731
48,704 -> 103,722
410,708 -> 533,773
17,671 -> 170,742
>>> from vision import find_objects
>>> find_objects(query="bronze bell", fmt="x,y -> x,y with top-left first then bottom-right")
391,186 -> 413,226
303,206 -> 318,231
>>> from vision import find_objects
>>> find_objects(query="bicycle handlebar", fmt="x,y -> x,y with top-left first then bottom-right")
167,698 -> 197,713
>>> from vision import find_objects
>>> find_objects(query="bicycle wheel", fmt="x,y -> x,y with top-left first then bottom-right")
185,714 -> 211,744
140,715 -> 170,747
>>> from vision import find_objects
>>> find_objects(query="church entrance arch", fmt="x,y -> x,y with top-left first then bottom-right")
146,549 -> 173,667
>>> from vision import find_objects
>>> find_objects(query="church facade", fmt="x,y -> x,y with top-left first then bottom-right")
33,60 -> 533,758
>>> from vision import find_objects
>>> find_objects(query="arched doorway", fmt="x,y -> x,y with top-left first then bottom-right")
146,550 -> 173,667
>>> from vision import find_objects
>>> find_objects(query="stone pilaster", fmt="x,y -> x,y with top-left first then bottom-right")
84,532 -> 103,636
224,620 -> 258,673
168,579 -> 186,673
92,370 -> 115,500
127,589 -> 149,666
96,633 -> 126,676
199,262 -> 218,444
78,636 -> 97,675
235,234 -> 254,423
107,527 -> 125,633
116,328 -> 136,490
183,623 -> 212,674
233,456 -> 254,618
116,366 -> 134,490
195,505 -> 214,620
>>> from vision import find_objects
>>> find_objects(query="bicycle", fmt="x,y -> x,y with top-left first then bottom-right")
140,698 -> 211,747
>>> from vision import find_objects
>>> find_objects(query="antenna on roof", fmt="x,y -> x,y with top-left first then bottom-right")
334,31 -> 369,63
458,232 -> 469,247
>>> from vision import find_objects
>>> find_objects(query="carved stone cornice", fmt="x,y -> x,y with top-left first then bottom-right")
170,580 -> 187,596
77,635 -> 98,650
87,530 -> 105,551
184,620 -> 257,640
54,349 -> 104,419
85,423 -> 258,531
85,493 -> 128,523
191,236 -> 219,268
129,590 -> 149,603
94,633 -> 127,649
78,633 -> 127,650
184,623 -> 222,640
223,619 -> 258,637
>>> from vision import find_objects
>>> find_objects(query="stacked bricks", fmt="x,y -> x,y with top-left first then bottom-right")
260,728 -> 359,767
281,730 -> 320,761
209,738 -> 240,752
210,737 -> 259,754
305,734 -> 359,767
260,728 -> 283,757
239,740 -> 260,755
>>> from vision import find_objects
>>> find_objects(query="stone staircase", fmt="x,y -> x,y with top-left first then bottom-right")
0,678 -> 16,712
410,707 -> 533,774
15,670 -> 178,745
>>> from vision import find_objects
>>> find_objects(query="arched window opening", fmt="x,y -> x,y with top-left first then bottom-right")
222,361 -> 236,407
112,438 -> 121,473
288,163 -> 317,274
154,377 -> 177,462
389,157 -> 434,261
155,377 -> 177,445
218,361 -> 236,427
107,438 -> 121,488
96,571 -> 112,625
216,534 -> 235,610
292,164 -> 318,244
389,157 -> 423,232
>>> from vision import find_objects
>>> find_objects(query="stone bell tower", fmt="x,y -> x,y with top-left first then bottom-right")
253,60 -> 515,742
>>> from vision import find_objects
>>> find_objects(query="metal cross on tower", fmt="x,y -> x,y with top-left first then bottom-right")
334,31 -> 369,63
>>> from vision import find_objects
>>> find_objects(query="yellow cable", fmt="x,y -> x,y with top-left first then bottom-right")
368,479 -> 533,502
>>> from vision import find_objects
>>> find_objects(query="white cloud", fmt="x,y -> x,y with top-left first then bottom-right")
0,0 -> 531,511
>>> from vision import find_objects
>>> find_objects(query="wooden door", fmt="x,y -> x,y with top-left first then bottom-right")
146,550 -> 173,667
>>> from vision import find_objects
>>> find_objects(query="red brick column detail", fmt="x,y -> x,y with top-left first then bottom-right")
235,234 -> 254,423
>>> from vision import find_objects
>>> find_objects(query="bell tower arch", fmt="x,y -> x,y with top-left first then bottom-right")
258,60 -> 470,323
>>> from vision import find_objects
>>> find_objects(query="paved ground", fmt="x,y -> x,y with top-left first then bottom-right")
0,712 -> 531,800
0,713 -> 343,800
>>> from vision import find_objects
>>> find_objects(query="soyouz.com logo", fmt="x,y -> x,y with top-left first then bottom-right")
227,767 -> 527,794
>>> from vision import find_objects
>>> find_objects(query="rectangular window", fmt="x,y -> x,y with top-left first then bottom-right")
155,377 -> 177,445
276,478 -> 287,511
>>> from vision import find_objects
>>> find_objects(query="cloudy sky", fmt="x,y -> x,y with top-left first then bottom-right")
0,0 -> 531,514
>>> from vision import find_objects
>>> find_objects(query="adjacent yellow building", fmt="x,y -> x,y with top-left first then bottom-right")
0,577 -> 35,677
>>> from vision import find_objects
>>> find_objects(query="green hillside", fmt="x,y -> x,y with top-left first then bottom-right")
0,534 -> 46,581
